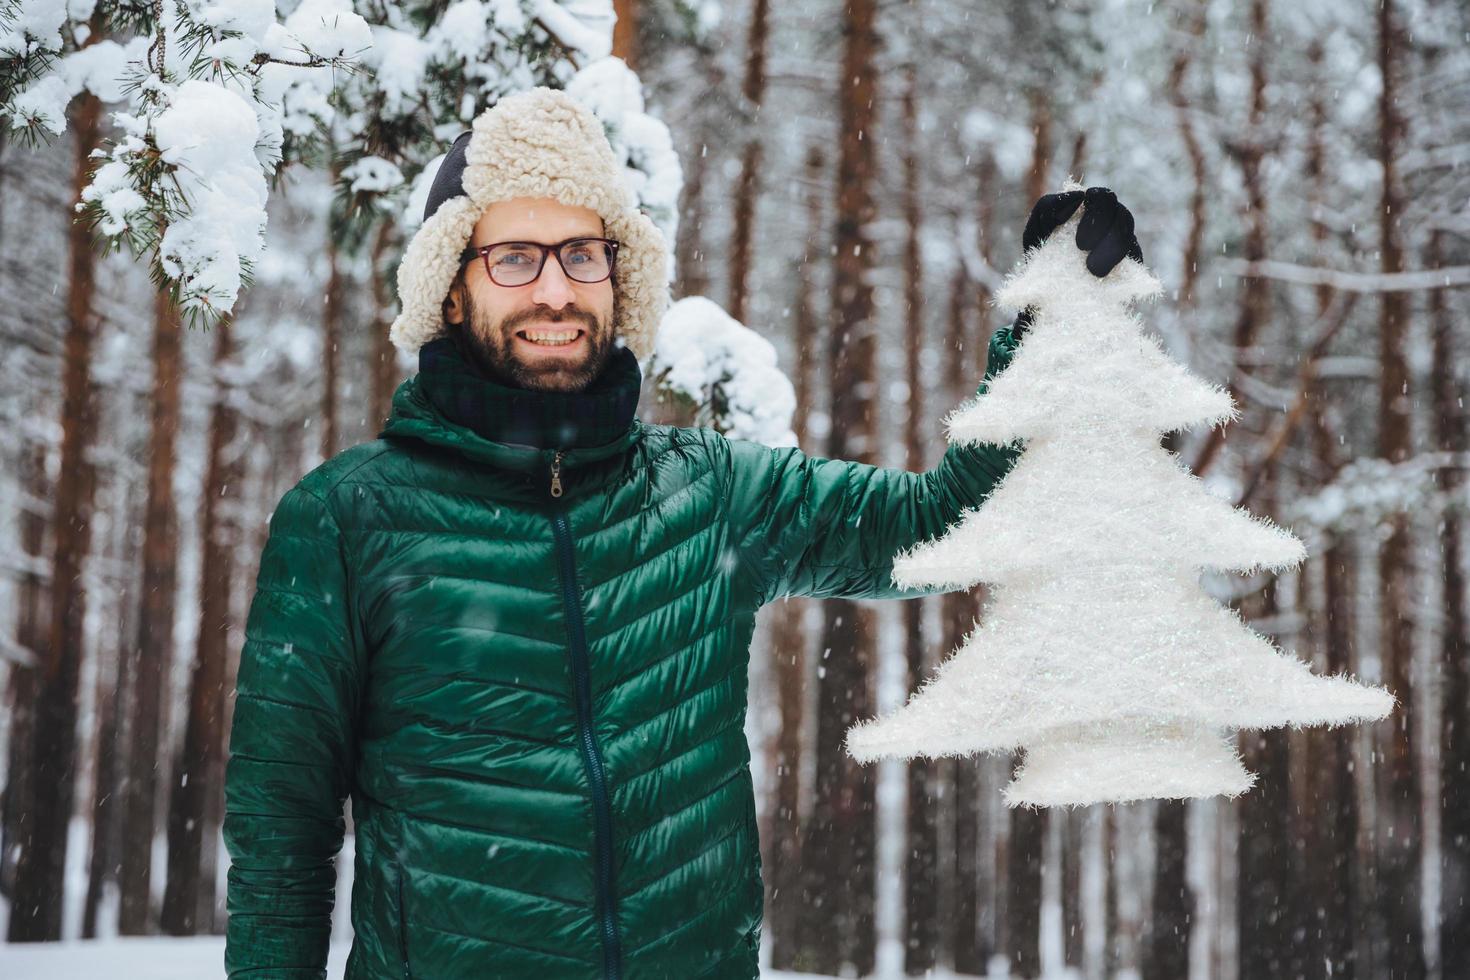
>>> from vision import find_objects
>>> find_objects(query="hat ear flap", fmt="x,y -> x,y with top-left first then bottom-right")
422,131 -> 474,224
390,195 -> 482,356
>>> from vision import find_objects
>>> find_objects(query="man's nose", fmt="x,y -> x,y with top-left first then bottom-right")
531,254 -> 577,309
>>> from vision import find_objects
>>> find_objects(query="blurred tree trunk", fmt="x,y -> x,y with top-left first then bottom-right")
797,0 -> 880,969
1432,226 -> 1470,977
1143,800 -> 1189,980
674,129 -> 710,300
1005,90 -> 1050,980
1298,37 -> 1362,977
1024,89 -> 1052,209
1152,412 -> 1191,980
1144,16 -> 1209,966
370,221 -> 402,429
83,468 -> 136,936
118,287 -> 183,935
943,257 -> 986,974
1061,809 -> 1083,969
82,607 -> 122,938
8,90 -> 104,941
612,0 -> 638,70
898,63 -> 938,977
1168,0 -> 1208,310
322,237 -> 344,461
1374,3 -> 1425,976
953,150 -> 1000,975
1225,9 -> 1294,967
765,143 -> 823,973
727,0 -> 769,325
1192,0 -> 1271,478
1237,467 -> 1298,980
1,429 -> 50,900
1007,797 -> 1042,977
162,316 -> 241,934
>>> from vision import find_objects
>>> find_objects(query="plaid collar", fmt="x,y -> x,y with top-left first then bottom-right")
415,332 -> 641,451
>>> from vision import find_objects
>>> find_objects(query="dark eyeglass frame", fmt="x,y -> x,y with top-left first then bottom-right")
458,236 -> 620,287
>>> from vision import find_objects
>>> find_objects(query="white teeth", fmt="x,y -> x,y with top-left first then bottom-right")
523,329 -> 578,344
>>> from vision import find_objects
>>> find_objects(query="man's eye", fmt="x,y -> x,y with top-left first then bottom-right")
496,252 -> 534,265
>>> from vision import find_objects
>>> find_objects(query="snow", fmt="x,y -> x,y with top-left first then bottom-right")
151,80 -> 270,314
266,0 -> 373,61
5,37 -> 148,135
567,57 -> 684,256
0,937 -> 1088,979
534,0 -> 616,62
357,25 -> 431,119
651,296 -> 798,448
342,155 -> 405,195
0,0 -> 67,58
843,189 -> 1395,807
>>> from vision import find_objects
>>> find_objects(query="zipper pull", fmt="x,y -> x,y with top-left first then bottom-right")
549,450 -> 564,498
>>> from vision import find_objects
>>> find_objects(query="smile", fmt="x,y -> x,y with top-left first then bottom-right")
516,327 -> 585,347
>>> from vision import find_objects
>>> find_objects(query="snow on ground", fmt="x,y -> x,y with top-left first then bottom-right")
0,936 -> 1083,980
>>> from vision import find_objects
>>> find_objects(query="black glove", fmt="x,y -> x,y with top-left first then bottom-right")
1014,186 -> 1143,340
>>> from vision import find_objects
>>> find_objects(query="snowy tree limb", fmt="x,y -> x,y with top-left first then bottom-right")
1221,257 -> 1470,292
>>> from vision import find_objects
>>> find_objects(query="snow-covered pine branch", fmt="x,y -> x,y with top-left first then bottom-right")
2,0 -> 372,324
648,296 -> 797,448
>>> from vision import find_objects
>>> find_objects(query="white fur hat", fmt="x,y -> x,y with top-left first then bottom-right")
388,87 -> 670,361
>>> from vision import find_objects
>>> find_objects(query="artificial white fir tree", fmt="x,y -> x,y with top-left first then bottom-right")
844,191 -> 1394,807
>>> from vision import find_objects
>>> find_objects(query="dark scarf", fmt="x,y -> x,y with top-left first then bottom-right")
416,329 -> 642,450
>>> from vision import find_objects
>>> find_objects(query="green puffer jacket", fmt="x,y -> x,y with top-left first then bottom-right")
223,327 -> 1021,979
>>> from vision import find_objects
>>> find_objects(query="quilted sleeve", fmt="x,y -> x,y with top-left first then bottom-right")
726,323 -> 1023,605
223,486 -> 364,978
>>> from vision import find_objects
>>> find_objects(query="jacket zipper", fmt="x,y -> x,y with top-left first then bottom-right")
549,480 -> 622,979
396,862 -> 413,979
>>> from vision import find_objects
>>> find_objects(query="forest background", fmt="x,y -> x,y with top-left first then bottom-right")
0,1 -> 1468,978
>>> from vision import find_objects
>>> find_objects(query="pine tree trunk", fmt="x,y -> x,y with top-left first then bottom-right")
1238,460 -> 1294,977
898,65 -> 938,975
1167,2 -> 1208,310
1374,3 -> 1425,975
611,0 -> 638,70
765,144 -> 823,973
674,129 -> 710,301
1431,227 -> 1470,977
1007,799 -> 1043,977
1,431 -> 50,900
322,240 -> 344,461
370,221 -> 402,430
8,90 -> 104,941
1004,90 -> 1050,980
162,317 -> 240,934
1143,800 -> 1190,980
1296,41 -> 1363,976
942,260 -> 988,974
118,287 -> 183,935
727,0 -> 769,326
797,0 -> 880,968
1024,90 -> 1052,211
1061,808 -> 1083,970
82,638 -> 120,939
1192,0 -> 1271,478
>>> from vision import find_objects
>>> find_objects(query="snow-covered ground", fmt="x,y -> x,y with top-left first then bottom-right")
0,937 -> 870,980
0,935 -> 1091,979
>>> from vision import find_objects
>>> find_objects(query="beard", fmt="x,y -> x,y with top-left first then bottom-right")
457,288 -> 615,393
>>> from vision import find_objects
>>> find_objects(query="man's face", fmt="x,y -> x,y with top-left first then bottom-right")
445,197 -> 617,393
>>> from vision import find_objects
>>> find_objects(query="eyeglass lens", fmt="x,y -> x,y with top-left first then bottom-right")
485,240 -> 613,286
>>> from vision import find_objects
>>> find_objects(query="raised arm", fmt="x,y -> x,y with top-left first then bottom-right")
223,486 -> 364,978
727,320 -> 1024,606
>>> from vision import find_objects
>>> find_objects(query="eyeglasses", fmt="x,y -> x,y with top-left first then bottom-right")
459,237 -> 620,287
